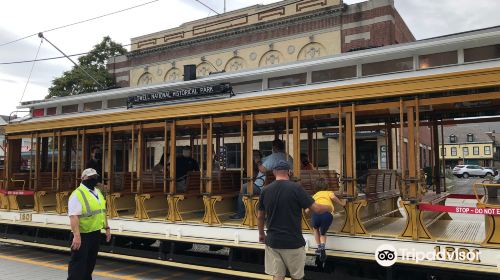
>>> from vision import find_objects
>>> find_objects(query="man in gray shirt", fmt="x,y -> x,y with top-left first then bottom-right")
230,139 -> 293,220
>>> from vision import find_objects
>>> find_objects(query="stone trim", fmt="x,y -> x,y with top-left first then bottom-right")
345,32 -> 371,44
342,15 -> 395,30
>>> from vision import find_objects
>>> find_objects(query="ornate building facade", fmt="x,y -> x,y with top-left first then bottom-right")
107,0 -> 414,88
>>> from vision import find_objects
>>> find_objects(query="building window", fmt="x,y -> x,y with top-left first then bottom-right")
441,147 -> 446,156
107,98 -> 128,108
451,147 -> 457,156
61,104 -> 79,114
419,51 -> 458,69
83,101 -> 102,112
464,44 -> 500,63
232,80 -> 262,93
300,139 -> 329,168
473,146 -> 479,155
463,147 -> 469,156
449,135 -> 457,143
144,147 -> 155,171
467,133 -> 474,142
225,143 -> 241,168
362,57 -> 413,76
484,146 -> 491,155
46,107 -> 57,116
268,73 -> 307,89
311,65 -> 357,83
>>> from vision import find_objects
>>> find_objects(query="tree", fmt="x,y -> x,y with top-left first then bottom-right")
46,36 -> 127,98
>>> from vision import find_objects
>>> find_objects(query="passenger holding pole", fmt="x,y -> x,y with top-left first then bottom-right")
175,146 -> 199,192
230,140 -> 293,220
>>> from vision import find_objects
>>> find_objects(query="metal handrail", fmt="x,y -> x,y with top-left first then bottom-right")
11,178 -> 26,190
473,182 -> 500,206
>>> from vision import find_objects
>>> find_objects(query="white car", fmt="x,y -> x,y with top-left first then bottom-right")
453,165 -> 495,178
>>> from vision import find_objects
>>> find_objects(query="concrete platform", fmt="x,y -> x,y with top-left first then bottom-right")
0,242 -> 228,280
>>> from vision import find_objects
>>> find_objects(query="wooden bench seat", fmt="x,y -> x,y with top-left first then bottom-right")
54,172 -> 77,214
6,173 -> 35,211
32,172 -> 58,213
342,170 -> 402,235
134,172 -> 169,220
167,171 -> 204,222
300,169 -> 340,194
105,173 -> 134,218
364,190 -> 400,203
422,192 -> 449,205
202,170 -> 241,225
416,192 -> 452,229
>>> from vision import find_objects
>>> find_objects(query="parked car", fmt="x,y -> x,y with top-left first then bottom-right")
484,167 -> 498,176
453,165 -> 495,178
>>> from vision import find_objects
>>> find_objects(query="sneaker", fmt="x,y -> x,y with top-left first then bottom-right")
229,214 -> 243,220
314,248 -> 321,256
320,248 -> 327,263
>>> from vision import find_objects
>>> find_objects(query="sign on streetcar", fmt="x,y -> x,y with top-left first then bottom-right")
127,83 -> 233,108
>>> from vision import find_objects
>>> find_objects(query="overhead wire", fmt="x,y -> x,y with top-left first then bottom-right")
193,0 -> 220,15
19,38 -> 43,103
0,0 -> 161,48
0,0 -> 304,66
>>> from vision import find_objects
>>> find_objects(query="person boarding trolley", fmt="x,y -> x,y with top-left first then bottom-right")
67,168 -> 111,280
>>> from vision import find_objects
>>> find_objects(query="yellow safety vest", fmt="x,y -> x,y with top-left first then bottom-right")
70,184 -> 106,233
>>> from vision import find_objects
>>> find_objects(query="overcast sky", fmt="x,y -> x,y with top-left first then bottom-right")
1,0 -> 499,116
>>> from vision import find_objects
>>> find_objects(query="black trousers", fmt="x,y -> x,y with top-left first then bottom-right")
68,230 -> 101,280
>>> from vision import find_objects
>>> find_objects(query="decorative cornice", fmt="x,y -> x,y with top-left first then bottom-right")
127,6 -> 343,59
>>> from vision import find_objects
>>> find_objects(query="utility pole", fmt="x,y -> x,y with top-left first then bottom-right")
224,0 -> 226,13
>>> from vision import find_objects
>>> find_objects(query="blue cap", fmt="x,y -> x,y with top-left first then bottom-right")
273,160 -> 291,171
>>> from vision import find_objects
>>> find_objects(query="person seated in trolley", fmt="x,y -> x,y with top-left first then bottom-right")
306,178 -> 345,262
175,145 -> 199,192
230,139 -> 293,220
300,153 -> 315,170
86,146 -> 103,183
67,168 -> 111,280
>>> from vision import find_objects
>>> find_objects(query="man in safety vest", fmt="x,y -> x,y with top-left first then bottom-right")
67,168 -> 111,280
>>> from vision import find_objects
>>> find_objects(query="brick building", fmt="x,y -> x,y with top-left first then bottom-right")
107,0 -> 414,88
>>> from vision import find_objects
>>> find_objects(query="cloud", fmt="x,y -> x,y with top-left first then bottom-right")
0,78 -> 17,84
394,0 -> 500,39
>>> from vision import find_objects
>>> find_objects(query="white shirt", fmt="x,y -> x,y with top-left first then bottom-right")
68,186 -> 101,216
255,152 -> 293,188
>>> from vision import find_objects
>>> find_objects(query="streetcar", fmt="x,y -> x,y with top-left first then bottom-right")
1,25 -> 499,280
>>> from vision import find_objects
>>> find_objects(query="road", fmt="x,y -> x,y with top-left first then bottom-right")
446,177 -> 483,195
0,242 -> 235,280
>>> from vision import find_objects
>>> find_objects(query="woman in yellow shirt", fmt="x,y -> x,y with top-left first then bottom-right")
310,178 -> 345,262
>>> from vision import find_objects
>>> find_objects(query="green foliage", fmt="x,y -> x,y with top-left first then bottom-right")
46,36 -> 127,98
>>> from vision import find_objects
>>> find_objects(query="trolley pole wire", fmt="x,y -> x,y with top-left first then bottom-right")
38,32 -> 105,90
19,38 -> 43,103
0,0 -> 161,48
193,0 -> 220,15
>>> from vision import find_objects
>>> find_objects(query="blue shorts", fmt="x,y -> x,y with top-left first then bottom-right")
311,212 -> 333,235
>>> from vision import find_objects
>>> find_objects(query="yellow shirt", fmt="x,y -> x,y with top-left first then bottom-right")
313,191 -> 334,212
